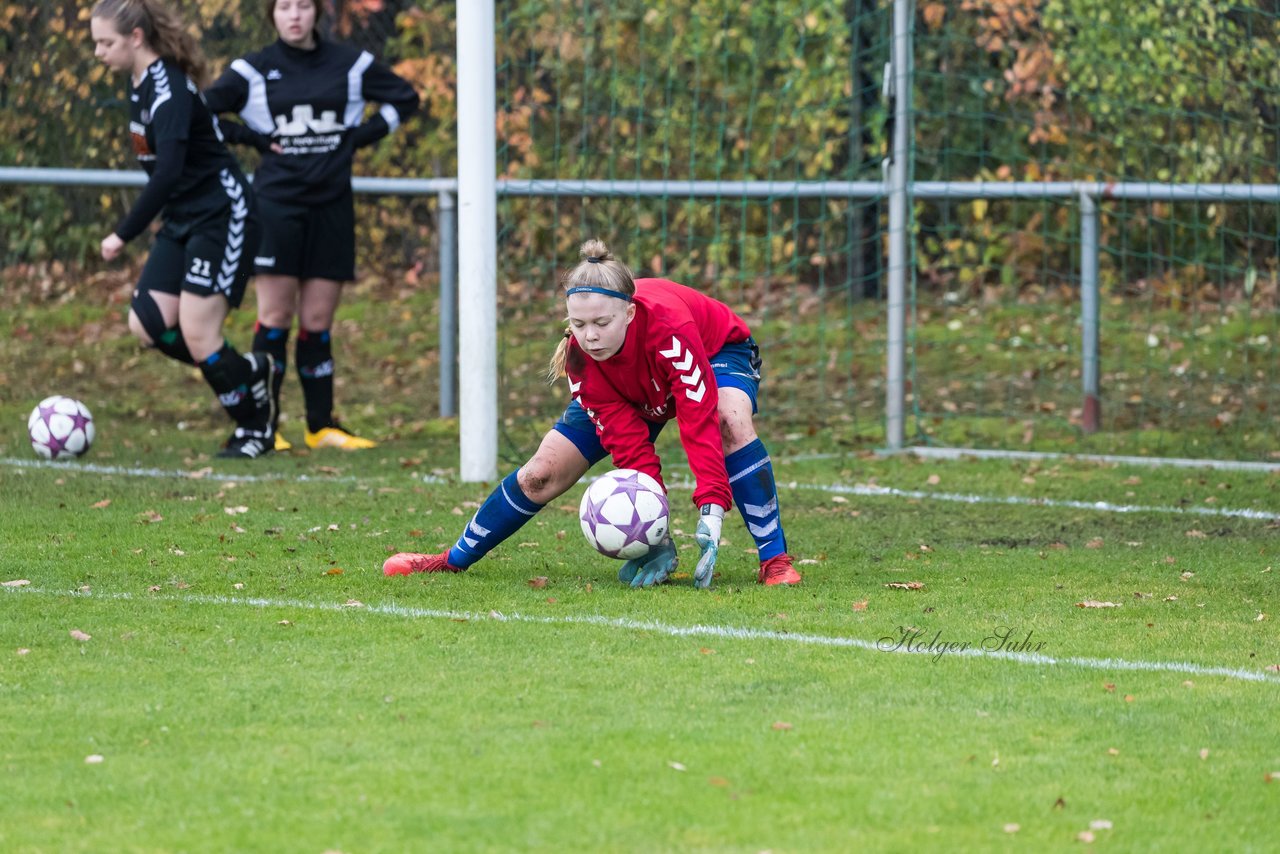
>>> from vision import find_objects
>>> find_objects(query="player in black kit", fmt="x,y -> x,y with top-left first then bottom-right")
90,0 -> 274,459
205,0 -> 420,452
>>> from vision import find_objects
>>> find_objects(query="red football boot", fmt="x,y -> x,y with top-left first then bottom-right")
383,551 -> 465,576
758,553 -> 802,586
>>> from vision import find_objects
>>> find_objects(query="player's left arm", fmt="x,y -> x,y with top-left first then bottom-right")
659,332 -> 732,511
349,57 -> 421,149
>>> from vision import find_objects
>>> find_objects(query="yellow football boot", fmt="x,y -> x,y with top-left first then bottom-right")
304,423 -> 377,450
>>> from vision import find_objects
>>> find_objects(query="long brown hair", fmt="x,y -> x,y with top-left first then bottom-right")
545,239 -> 636,384
92,0 -> 209,86
264,0 -> 326,43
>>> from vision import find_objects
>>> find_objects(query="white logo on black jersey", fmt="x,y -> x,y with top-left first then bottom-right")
274,105 -> 344,136
267,68 -> 283,80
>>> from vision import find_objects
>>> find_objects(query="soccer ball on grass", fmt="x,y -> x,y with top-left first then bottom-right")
579,468 -> 670,559
28,395 -> 95,460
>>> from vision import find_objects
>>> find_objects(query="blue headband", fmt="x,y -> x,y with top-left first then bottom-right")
566,285 -> 632,302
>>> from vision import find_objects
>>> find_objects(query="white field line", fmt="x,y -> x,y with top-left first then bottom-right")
0,456 -> 359,482
6,586 -> 1278,686
3,456 -> 1276,521
779,447 -> 1280,474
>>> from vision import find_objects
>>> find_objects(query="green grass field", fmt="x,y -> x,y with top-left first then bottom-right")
2,270 -> 1278,851
3,433 -> 1278,851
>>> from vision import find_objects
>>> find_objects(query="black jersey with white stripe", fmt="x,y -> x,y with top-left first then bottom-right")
205,38 -> 420,206
115,59 -> 245,243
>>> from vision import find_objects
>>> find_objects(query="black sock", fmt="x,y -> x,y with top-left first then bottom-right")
253,323 -> 289,427
296,328 -> 334,432
199,342 -> 257,426
153,326 -> 195,365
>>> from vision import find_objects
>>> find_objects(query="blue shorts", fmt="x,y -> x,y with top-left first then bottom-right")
553,338 -> 762,465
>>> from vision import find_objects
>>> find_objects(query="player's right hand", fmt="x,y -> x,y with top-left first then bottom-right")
619,538 -> 677,588
100,233 -> 124,261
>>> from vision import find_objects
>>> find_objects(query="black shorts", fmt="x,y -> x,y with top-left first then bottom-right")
137,172 -> 261,308
254,192 -> 356,281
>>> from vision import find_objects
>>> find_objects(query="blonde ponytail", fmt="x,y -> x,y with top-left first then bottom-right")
545,330 -> 571,385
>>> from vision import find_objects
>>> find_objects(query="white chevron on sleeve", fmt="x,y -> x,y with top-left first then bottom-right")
658,336 -> 682,358
679,366 -> 702,386
568,378 -> 581,395
684,382 -> 706,403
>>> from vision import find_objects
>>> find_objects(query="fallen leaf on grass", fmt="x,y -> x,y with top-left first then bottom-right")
84,754 -> 104,764
699,648 -> 715,655
1077,831 -> 1095,843
1180,571 -> 1195,580
2,579 -> 31,587
885,581 -> 924,590
1085,537 -> 1105,549
708,776 -> 730,787
224,506 -> 249,515
91,499 -> 111,509
16,648 -> 31,656
139,510 -> 163,523
324,568 -> 344,576
1076,600 -> 1121,608
528,576 -> 548,588
1003,824 -> 1020,834
1264,664 -> 1280,673
278,620 -> 292,626
668,761 -> 686,772
1254,613 -> 1267,622
852,600 -> 868,612
1107,748 -> 1120,755
1090,819 -> 1113,830
1185,529 -> 1207,538
771,721 -> 793,731
926,474 -> 941,485
69,630 -> 91,642
1165,595 -> 1179,602
1200,749 -> 1210,760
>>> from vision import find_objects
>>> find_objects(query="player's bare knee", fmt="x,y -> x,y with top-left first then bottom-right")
718,410 -> 757,451
518,462 -> 553,500
127,310 -> 154,347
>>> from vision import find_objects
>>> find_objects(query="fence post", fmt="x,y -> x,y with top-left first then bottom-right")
1080,190 -> 1100,433
437,190 -> 458,418
884,0 -> 913,451
456,0 -> 498,481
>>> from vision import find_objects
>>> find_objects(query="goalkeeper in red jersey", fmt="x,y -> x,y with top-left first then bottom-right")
384,239 -> 802,588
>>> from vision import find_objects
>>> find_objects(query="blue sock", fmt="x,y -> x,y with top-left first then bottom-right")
448,470 -> 544,568
726,438 -> 787,561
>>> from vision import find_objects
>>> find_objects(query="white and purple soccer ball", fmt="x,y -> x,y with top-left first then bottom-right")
28,396 -> 95,460
579,468 -> 670,560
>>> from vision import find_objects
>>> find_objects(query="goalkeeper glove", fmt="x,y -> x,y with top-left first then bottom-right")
618,538 -> 678,588
693,504 -> 725,589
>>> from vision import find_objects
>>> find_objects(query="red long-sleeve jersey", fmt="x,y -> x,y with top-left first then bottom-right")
565,278 -> 751,509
